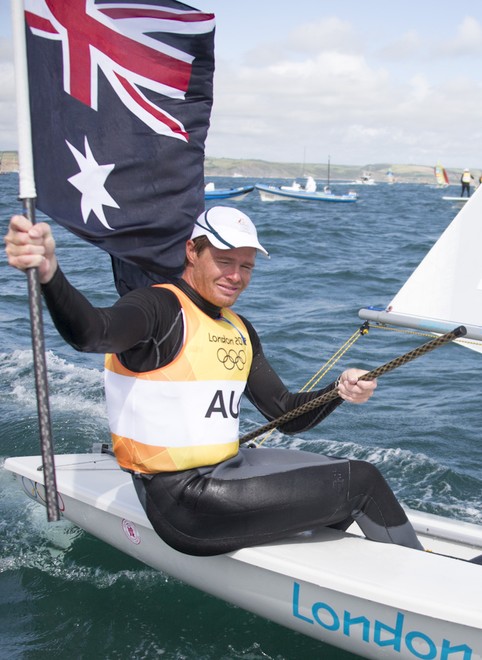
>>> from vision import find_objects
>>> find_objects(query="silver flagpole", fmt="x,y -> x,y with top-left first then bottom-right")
11,0 -> 59,521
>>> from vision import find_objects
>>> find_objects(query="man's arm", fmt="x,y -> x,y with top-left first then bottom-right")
242,318 -> 376,434
5,215 -> 181,361
41,266 -> 155,354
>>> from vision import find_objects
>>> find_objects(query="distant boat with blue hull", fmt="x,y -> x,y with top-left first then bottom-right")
204,182 -> 254,200
256,176 -> 358,203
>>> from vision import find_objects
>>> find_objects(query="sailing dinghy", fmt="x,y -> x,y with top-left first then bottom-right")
5,189 -> 482,656
434,163 -> 450,188
4,451 -> 482,659
6,2 -> 482,656
5,173 -> 482,660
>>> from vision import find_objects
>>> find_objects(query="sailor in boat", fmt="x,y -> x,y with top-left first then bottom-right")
5,208 -> 423,556
304,176 -> 317,192
460,168 -> 474,197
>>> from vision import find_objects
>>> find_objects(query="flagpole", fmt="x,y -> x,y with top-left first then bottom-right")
11,0 -> 59,521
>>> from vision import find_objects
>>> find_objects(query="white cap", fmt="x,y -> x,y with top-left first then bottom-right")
191,206 -> 269,256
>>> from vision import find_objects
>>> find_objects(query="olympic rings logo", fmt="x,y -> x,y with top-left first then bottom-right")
217,348 -> 247,371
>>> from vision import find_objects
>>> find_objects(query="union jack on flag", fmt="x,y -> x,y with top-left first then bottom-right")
22,0 -> 215,293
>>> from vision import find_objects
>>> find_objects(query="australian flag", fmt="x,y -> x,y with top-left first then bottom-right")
23,0 -> 215,294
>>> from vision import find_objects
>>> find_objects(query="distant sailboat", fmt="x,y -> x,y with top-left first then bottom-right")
360,187 -> 482,354
434,163 -> 450,188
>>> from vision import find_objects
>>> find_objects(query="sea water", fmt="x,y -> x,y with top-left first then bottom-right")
1,173 -> 480,659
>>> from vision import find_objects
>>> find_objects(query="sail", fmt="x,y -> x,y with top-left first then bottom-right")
360,187 -> 482,353
434,163 -> 449,187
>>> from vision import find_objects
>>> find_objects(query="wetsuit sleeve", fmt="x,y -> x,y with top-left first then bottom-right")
241,317 -> 343,434
41,267 -> 183,369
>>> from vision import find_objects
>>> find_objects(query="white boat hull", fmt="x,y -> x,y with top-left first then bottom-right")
255,184 -> 357,203
442,196 -> 469,203
4,453 -> 482,660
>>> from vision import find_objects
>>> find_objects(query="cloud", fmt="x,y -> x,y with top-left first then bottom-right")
287,17 -> 362,55
377,30 -> 424,60
438,16 -> 482,56
2,8 -> 481,168
207,14 -> 482,167
242,16 -> 361,67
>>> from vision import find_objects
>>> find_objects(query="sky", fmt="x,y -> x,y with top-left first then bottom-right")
1,1 -> 482,168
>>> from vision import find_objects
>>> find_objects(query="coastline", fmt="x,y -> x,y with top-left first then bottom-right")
0,151 -> 467,184
0,152 -> 19,175
204,157 -> 443,184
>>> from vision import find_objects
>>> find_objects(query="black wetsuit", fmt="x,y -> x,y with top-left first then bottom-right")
42,269 -> 422,555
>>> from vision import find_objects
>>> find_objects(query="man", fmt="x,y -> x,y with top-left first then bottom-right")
5,206 -> 423,555
460,168 -> 474,197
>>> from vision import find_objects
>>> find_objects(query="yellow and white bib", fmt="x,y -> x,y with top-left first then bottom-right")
105,284 -> 252,473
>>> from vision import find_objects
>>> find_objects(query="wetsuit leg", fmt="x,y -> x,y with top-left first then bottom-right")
133,447 -> 422,556
344,460 -> 423,549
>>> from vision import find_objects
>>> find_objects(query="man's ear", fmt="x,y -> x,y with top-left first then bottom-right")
185,239 -> 196,266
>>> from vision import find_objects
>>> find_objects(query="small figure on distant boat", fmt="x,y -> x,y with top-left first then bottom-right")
304,175 -> 317,192
460,168 -> 474,197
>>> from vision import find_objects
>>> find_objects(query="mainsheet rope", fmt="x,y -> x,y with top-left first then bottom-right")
255,322 -> 370,446
240,325 -> 466,446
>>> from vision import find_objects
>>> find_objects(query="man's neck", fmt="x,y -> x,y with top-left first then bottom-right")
174,279 -> 222,319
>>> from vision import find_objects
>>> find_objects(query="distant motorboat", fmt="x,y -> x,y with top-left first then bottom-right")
204,182 -> 254,200
256,182 -> 358,203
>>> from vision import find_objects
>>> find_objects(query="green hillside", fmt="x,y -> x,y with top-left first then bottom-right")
1,151 -> 471,184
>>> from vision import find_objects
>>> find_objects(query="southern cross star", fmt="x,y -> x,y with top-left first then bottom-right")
66,136 -> 119,230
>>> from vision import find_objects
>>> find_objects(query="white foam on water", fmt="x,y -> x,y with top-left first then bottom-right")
1,348 -> 107,420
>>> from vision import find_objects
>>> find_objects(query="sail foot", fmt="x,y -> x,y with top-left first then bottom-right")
358,308 -> 482,343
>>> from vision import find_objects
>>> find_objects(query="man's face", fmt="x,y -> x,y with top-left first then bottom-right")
183,241 -> 256,307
